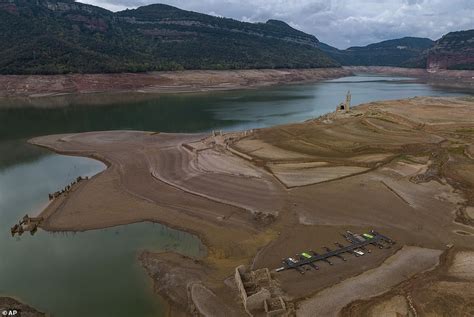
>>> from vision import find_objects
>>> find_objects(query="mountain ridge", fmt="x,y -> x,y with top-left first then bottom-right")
320,31 -> 473,70
0,0 -> 338,74
319,36 -> 435,68
0,0 -> 472,74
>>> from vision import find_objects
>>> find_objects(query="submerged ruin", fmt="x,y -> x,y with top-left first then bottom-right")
11,215 -> 43,237
235,265 -> 289,316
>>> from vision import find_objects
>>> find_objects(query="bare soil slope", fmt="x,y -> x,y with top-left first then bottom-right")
28,96 -> 474,315
0,68 -> 350,100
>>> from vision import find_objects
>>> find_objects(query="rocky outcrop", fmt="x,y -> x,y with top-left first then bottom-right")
427,52 -> 474,70
427,30 -> 474,70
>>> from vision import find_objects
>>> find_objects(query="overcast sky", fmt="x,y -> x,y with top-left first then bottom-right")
80,0 -> 474,49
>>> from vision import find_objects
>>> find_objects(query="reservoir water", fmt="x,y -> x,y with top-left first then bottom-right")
0,74 -> 471,316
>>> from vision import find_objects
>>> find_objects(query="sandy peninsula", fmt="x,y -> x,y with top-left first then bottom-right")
29,96 -> 474,316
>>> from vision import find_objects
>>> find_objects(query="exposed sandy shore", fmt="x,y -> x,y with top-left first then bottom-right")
341,248 -> 474,316
0,68 -> 351,101
28,96 -> 474,315
1,67 -> 471,106
345,66 -> 474,89
297,246 -> 442,316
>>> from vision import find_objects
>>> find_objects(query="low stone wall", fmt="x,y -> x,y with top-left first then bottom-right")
264,297 -> 286,316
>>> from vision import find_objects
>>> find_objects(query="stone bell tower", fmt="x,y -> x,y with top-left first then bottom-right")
345,90 -> 351,112
336,90 -> 351,112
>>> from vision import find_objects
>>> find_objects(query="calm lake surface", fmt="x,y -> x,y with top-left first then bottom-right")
0,74 -> 471,316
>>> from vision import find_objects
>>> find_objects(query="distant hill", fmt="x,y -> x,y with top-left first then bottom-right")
426,30 -> 474,70
319,37 -> 435,68
320,31 -> 474,70
0,0 -> 338,75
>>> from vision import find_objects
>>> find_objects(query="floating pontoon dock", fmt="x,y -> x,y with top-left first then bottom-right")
276,230 -> 395,274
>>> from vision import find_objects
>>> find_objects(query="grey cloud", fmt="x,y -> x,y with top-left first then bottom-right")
81,0 -> 474,49
405,0 -> 424,5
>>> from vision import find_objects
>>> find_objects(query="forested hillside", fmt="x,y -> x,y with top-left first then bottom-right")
0,0 -> 338,74
319,37 -> 434,68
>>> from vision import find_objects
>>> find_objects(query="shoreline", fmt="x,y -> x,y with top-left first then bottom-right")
26,96 -> 474,315
0,68 -> 351,101
0,67 -> 472,106
345,66 -> 474,90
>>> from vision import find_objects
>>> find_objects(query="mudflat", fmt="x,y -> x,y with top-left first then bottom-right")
29,96 -> 474,315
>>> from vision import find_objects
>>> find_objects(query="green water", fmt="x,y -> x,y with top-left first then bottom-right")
0,74 -> 471,316
0,151 -> 205,316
